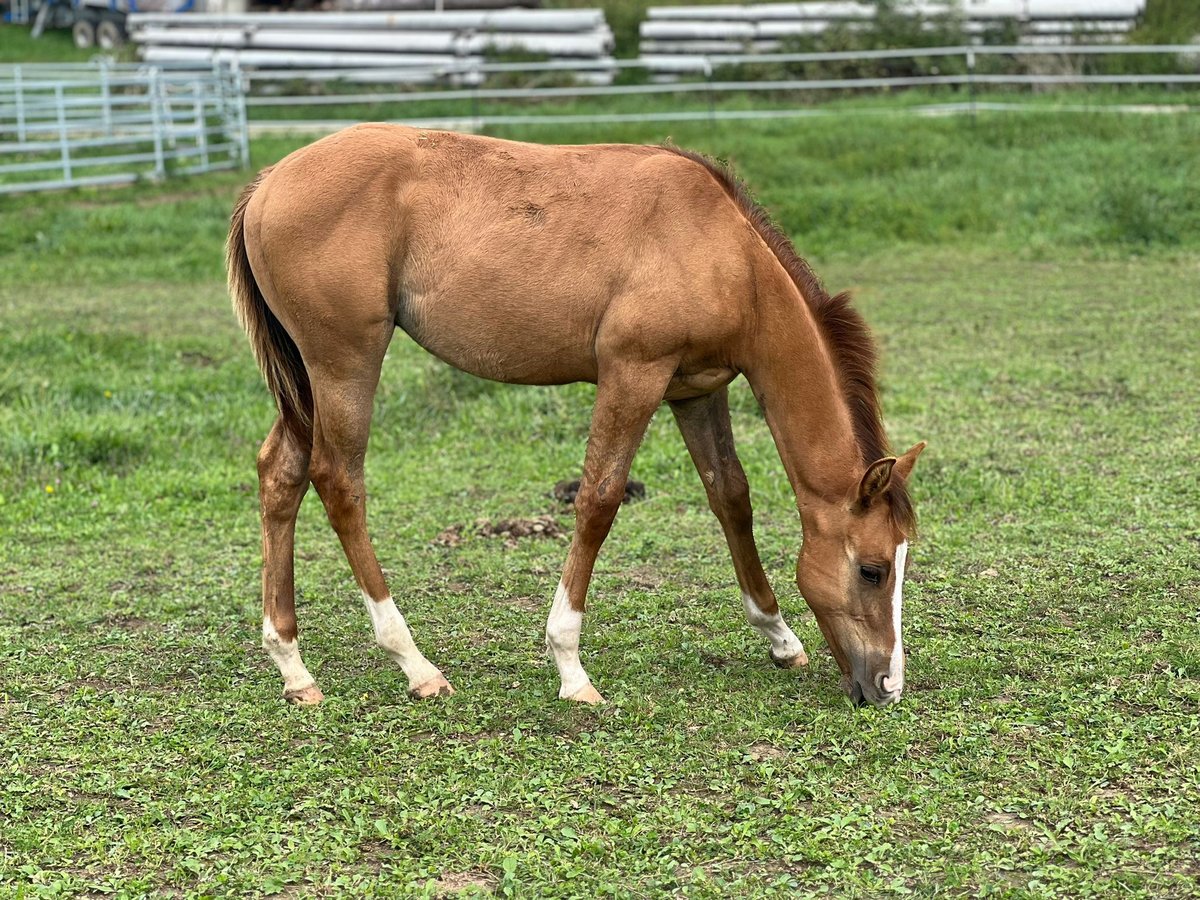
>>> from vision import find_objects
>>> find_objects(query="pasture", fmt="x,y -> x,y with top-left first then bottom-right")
2,111 -> 1199,897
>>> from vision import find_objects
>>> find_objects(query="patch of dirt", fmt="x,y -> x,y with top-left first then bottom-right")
986,811 -> 1032,832
51,678 -> 129,702
99,613 -> 157,632
430,870 -> 496,897
475,516 -> 568,549
698,650 -> 733,670
747,742 -> 788,761
357,839 -> 391,876
627,566 -> 665,590
504,595 -> 545,613
433,517 -> 569,549
432,525 -> 464,548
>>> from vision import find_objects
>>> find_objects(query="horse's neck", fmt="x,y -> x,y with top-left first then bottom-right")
743,272 -> 862,509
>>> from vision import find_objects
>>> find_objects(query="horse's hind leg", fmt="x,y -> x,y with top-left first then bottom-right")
548,358 -> 678,704
670,387 -> 808,669
304,337 -> 453,701
258,417 -> 323,704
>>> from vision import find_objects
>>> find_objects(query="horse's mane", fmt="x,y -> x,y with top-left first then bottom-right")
663,146 -> 915,536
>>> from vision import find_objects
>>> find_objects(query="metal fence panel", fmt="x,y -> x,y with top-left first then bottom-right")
0,61 -> 249,195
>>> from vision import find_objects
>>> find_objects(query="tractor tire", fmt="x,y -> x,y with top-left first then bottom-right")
97,17 -> 126,50
72,18 -> 96,49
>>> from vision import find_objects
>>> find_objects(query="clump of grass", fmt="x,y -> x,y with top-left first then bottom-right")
1098,180 -> 1187,248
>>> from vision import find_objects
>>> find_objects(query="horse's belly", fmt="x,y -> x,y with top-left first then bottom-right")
396,286 -> 601,386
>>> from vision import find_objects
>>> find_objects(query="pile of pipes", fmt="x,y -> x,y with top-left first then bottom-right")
639,0 -> 1148,76
337,0 -> 537,8
129,8 -> 616,84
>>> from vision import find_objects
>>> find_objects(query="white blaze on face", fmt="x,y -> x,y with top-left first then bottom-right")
883,540 -> 908,695
363,594 -> 441,691
545,581 -> 591,699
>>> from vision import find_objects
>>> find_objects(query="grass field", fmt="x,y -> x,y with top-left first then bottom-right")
2,111 -> 1199,897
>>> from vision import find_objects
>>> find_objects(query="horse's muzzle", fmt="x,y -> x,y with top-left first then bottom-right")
843,674 -> 902,708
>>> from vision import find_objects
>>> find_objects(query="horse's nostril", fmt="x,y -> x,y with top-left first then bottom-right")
871,672 -> 902,699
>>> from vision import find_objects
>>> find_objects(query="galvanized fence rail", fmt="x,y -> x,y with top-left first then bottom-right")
225,43 -> 1199,132
1,44 -> 1194,183
0,61 -> 249,194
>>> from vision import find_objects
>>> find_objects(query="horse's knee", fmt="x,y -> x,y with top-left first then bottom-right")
574,477 -> 623,538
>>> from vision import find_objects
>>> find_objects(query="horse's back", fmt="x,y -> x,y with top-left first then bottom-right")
245,124 -> 756,386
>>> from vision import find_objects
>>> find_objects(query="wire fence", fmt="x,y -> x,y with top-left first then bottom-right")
0,61 -> 249,194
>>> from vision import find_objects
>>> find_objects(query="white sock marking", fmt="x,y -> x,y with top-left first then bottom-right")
262,617 -> 316,694
883,540 -> 908,695
363,594 -> 441,690
545,581 -> 592,699
742,593 -> 806,661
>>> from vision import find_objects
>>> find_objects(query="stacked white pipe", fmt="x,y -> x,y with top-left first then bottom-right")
640,0 -> 1148,77
129,9 -> 616,85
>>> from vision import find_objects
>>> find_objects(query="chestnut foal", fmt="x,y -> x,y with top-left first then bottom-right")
228,125 -> 925,709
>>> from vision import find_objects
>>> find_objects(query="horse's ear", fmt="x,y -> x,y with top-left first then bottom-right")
893,441 -> 927,483
856,457 -> 896,509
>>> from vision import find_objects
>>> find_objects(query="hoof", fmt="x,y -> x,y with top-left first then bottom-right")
563,683 -> 606,705
770,648 -> 809,669
409,674 -> 455,700
284,684 -> 325,706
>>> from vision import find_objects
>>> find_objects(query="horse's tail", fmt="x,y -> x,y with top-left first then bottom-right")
227,166 -> 313,440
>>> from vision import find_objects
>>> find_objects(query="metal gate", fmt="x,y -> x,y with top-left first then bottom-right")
0,60 -> 249,194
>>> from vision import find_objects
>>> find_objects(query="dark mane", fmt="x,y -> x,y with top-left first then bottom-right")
664,145 -> 915,536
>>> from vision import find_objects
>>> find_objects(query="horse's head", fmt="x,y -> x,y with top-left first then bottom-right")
796,442 -> 925,708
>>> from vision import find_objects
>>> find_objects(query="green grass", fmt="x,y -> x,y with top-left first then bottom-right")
0,24 -> 115,64
2,113 -> 1199,897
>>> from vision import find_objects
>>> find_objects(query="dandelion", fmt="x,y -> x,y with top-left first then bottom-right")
45,485 -> 55,494
104,390 -> 113,399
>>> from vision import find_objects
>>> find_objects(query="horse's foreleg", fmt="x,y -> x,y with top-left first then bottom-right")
258,417 -> 324,704
549,359 -> 677,704
669,387 -> 808,669
307,350 -> 453,701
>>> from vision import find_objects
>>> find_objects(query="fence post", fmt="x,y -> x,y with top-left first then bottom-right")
470,61 -> 481,129
100,58 -> 113,137
55,84 -> 72,185
193,80 -> 209,171
149,68 -> 166,180
234,63 -> 250,167
703,56 -> 715,128
15,65 -> 27,145
967,49 -> 976,124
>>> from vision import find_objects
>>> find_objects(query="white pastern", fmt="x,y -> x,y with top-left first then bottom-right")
883,540 -> 908,695
363,594 -> 441,690
545,581 -> 592,699
741,593 -> 806,661
262,617 -> 316,693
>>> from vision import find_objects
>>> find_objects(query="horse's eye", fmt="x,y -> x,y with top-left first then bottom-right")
859,565 -> 882,586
